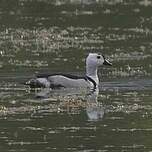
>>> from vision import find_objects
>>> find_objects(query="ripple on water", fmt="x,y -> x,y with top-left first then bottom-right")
0,4 -> 151,150
0,81 -> 151,151
0,26 -> 151,77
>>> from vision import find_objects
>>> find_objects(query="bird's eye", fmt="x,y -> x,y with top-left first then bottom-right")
97,55 -> 101,59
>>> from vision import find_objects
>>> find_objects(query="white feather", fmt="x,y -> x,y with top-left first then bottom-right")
48,75 -> 92,88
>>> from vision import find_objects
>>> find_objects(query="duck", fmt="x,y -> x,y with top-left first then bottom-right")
24,53 -> 112,90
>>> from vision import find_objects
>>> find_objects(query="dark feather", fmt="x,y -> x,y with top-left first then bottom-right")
24,79 -> 46,88
37,73 -> 87,80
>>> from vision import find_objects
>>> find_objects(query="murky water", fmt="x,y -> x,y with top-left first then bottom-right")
0,0 -> 152,151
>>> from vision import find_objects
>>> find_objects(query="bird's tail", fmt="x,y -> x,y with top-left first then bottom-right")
23,79 -> 43,88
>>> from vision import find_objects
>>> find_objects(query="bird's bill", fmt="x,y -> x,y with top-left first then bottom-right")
103,59 -> 112,66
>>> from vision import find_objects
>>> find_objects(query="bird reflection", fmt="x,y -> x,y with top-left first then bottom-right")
86,89 -> 104,121
32,87 -> 104,121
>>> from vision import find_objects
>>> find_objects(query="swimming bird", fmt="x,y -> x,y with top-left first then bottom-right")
24,53 -> 112,90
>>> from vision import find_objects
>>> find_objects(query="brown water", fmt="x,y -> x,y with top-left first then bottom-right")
0,0 -> 152,151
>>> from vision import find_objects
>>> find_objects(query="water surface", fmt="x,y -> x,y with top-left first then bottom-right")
0,0 -> 152,151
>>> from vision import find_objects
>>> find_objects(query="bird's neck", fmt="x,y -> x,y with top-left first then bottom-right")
86,65 -> 99,85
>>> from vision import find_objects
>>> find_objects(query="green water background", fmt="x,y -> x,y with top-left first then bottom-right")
0,0 -> 152,151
